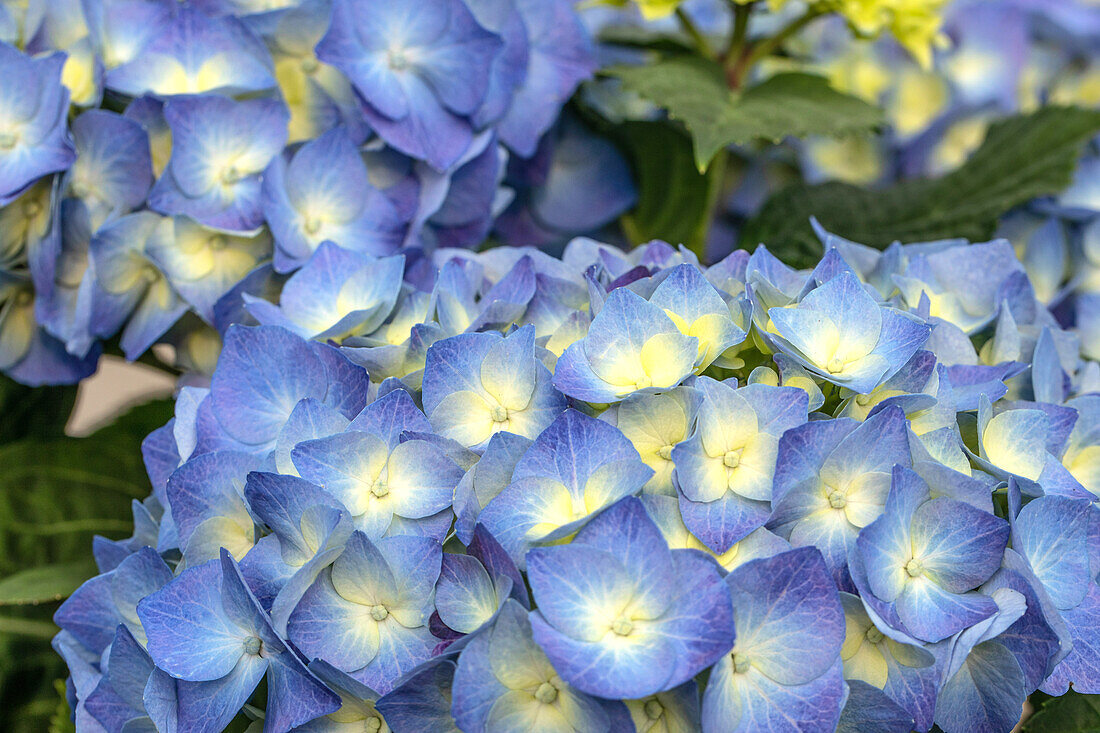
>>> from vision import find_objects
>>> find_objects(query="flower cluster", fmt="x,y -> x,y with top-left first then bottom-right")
790,0 -> 1100,403
0,0 -> 636,385
797,0 -> 1099,186
56,225 -> 1100,733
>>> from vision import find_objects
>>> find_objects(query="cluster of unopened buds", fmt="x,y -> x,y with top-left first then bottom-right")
55,224 -> 1100,733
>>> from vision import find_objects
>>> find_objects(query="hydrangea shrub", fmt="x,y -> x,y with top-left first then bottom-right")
55,228 -> 1100,732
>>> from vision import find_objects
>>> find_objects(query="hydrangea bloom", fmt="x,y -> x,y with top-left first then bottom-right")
0,0 -> 633,385
56,227 -> 1100,733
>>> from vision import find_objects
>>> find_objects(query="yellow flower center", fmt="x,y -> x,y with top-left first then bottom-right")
242,636 -> 262,655
369,604 -> 389,622
221,166 -> 241,185
611,616 -> 634,636
865,627 -> 885,645
656,444 -> 674,461
723,450 -> 741,469
905,558 -> 924,577
644,699 -> 664,720
828,488 -> 847,509
732,652 -> 751,673
387,49 -> 410,71
490,405 -> 509,423
535,682 -> 558,704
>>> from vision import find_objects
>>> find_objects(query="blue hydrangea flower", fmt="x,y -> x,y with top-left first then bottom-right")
245,242 -> 405,341
701,547 -> 846,733
526,497 -> 735,699
422,325 -> 567,449
433,529 -> 526,639
204,325 -> 371,454
493,0 -> 594,157
261,127 -> 407,272
138,550 -> 341,732
452,430 -> 531,543
600,387 -> 699,496
553,286 -> 698,403
64,109 -> 152,230
287,531 -> 441,694
625,680 -> 701,733
931,587 -> 1031,733
650,264 -> 747,374
768,405 -> 913,578
315,0 -> 503,171
149,216 -> 272,323
56,546 -> 173,653
250,0 -> 369,144
0,43 -> 75,204
839,593 -> 938,732
1008,491 -> 1100,695
452,599 -> 611,732
293,659 -> 391,733
673,378 -> 808,553
892,240 -> 1026,335
478,409 -> 652,563
83,626 -> 160,732
88,211 -> 190,359
642,493 -> 793,572
165,449 -> 266,566
238,470 -> 354,630
105,6 -> 275,98
853,466 -> 1009,643
972,395 -> 1085,498
495,116 -> 637,247
49,210 -> 1100,731
764,270 -> 932,395
290,389 -> 462,539
837,680 -> 916,733
148,94 -> 288,232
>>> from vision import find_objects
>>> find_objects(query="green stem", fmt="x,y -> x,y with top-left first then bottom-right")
691,149 -> 729,263
734,7 -> 823,86
676,7 -> 715,59
725,2 -> 753,68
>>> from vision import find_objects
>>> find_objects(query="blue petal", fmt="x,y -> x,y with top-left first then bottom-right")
136,559 -> 247,682
726,547 -> 844,686
933,642 -> 1025,733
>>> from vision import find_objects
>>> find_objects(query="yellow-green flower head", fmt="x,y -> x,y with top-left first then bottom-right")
826,0 -> 949,68
599,0 -> 686,21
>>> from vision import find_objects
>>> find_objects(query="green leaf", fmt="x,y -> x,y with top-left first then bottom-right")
0,616 -> 59,638
606,59 -> 883,170
1024,691 -> 1100,732
741,106 -> 1100,268
0,375 -> 77,443
618,120 -> 718,253
0,562 -> 101,606
0,398 -> 173,578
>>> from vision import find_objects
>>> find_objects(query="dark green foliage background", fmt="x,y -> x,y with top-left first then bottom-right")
0,375 -> 172,731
